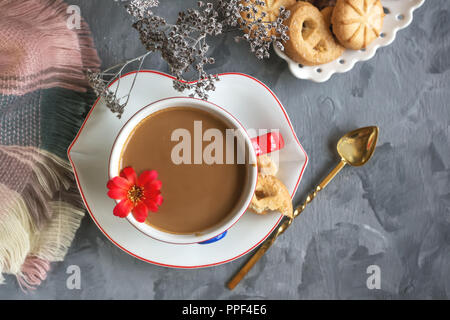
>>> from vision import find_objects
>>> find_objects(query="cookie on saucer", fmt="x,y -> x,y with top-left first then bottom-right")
257,155 -> 278,176
250,174 -> 293,218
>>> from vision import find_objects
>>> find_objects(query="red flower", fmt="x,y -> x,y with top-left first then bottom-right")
107,167 -> 163,223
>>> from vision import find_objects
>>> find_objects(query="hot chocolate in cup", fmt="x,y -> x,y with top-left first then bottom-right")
109,97 -> 260,244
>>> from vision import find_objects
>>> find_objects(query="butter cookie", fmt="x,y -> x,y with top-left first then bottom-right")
250,174 -> 293,218
284,1 -> 344,66
240,0 -> 296,38
314,0 -> 337,10
257,155 -> 278,176
321,6 -> 334,27
331,0 -> 384,50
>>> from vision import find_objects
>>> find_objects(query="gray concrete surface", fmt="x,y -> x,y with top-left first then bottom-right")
1,0 -> 449,299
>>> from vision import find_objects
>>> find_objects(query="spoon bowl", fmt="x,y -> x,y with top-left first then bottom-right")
337,126 -> 379,167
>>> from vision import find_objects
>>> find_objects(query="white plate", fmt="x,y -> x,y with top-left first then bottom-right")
68,71 -> 308,268
275,0 -> 425,82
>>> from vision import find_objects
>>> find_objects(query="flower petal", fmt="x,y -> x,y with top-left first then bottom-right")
138,170 -> 158,186
107,176 -> 131,190
106,179 -> 116,190
154,194 -> 163,206
120,167 -> 137,185
113,199 -> 133,218
144,179 -> 162,192
144,200 -> 159,213
132,202 -> 148,223
144,187 -> 159,197
107,188 -> 128,200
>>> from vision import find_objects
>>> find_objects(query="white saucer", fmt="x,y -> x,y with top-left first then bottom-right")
68,71 -> 308,268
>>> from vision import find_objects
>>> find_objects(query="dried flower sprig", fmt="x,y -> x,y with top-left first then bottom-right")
129,1 -> 223,100
126,0 -> 159,19
218,0 -> 290,59
87,52 -> 151,118
88,0 -> 290,117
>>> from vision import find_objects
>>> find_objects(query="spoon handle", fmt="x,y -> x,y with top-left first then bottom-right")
294,160 -> 346,218
227,160 -> 346,290
318,160 -> 346,190
227,220 -> 286,290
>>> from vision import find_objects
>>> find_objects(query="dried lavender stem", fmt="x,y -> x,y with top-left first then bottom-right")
88,0 -> 290,117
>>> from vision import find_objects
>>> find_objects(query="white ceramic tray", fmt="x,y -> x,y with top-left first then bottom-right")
275,0 -> 425,82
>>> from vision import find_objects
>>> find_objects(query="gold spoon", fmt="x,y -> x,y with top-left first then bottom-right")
227,126 -> 379,290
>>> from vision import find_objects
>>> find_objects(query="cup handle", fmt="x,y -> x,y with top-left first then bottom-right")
250,131 -> 284,156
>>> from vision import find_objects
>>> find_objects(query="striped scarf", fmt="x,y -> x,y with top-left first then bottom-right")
0,0 -> 100,290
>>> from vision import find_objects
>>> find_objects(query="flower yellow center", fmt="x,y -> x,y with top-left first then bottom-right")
127,185 -> 144,204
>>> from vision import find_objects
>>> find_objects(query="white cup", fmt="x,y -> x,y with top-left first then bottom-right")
109,97 -> 258,244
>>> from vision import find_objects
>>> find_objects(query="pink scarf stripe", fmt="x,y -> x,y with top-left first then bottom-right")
0,0 -> 101,96
17,256 -> 50,292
